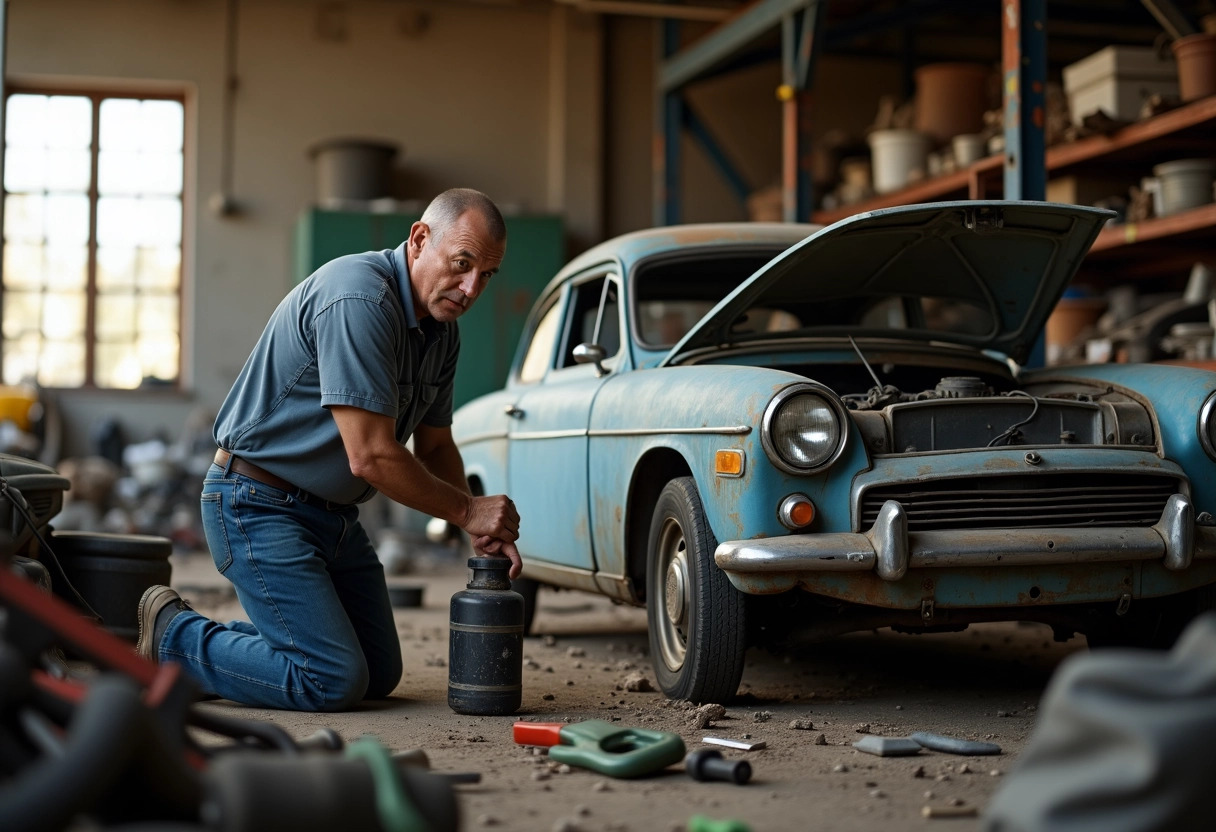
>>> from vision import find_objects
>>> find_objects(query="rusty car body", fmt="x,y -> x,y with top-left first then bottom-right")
452,201 -> 1216,703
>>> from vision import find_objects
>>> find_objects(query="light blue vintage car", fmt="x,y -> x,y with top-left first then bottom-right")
452,200 -> 1216,703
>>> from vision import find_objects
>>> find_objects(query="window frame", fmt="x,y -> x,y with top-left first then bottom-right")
557,270 -> 622,373
1,83 -> 188,391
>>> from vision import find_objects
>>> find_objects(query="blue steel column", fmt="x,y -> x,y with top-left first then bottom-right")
654,19 -> 683,226
658,0 -> 819,225
1003,0 -> 1048,367
1002,0 -> 1047,201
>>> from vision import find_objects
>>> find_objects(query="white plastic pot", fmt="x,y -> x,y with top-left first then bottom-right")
1152,158 -> 1216,216
869,129 -> 930,194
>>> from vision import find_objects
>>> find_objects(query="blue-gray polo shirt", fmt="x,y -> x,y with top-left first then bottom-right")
212,243 -> 459,505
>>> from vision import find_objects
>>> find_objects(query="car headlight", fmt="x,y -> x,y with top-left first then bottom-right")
1199,391 -> 1216,461
761,383 -> 849,475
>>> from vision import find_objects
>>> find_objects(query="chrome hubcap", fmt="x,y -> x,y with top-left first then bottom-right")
656,517 -> 690,671
665,554 -> 688,627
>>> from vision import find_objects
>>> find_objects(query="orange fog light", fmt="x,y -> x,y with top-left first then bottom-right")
779,494 -> 815,529
715,449 -> 744,477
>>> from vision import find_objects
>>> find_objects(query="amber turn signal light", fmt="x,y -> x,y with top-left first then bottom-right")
715,449 -> 744,477
778,494 -> 815,529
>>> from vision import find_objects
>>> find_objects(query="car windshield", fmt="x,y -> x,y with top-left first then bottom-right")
634,250 -> 995,349
634,249 -> 787,348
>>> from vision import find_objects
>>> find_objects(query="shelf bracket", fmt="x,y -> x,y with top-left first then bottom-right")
659,0 -> 817,94
684,106 -> 753,206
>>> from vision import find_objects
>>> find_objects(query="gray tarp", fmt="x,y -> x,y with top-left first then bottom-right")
984,612 -> 1216,832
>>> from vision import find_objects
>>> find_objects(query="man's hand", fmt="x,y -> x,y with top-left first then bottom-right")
463,494 -> 520,545
472,535 -> 522,580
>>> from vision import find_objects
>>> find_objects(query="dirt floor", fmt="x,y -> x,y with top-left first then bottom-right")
168,543 -> 1089,832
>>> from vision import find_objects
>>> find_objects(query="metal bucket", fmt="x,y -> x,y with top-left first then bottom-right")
308,139 -> 400,206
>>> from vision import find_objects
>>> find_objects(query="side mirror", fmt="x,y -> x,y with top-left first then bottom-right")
572,342 -> 608,376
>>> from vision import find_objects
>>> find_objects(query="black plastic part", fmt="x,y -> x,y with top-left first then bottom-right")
685,748 -> 753,785
188,708 -> 302,753
46,531 -> 173,641
295,728 -> 344,752
0,675 -> 201,832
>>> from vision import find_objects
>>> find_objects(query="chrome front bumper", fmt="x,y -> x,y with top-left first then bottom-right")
715,493 -> 1216,584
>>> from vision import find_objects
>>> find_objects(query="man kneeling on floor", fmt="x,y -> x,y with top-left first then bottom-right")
135,188 -> 522,711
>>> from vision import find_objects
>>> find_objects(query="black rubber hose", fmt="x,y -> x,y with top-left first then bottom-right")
187,708 -> 301,753
200,753 -> 384,832
0,642 -> 32,712
201,751 -> 460,832
0,676 -> 143,832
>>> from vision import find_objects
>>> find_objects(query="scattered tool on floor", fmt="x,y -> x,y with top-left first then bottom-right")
922,804 -> 979,819
293,728 -> 345,751
687,815 -> 751,832
513,720 -> 685,779
392,747 -> 482,784
910,731 -> 1002,755
853,735 -> 923,757
702,736 -> 766,752
684,749 -> 752,785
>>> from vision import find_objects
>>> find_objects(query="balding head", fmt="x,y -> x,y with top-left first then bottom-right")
420,188 -> 507,247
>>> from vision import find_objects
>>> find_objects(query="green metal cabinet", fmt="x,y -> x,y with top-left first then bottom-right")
294,208 -> 565,409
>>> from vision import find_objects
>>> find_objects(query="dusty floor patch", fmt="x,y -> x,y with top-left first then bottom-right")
170,547 -> 1085,831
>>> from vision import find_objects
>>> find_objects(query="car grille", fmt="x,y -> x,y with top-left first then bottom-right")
858,473 -> 1180,531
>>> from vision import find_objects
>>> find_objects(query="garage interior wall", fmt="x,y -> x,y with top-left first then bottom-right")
6,0 -> 900,458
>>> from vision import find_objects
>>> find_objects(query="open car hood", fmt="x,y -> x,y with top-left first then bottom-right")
663,201 -> 1112,367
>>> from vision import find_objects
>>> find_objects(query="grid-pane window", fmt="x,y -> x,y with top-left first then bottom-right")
2,91 -> 184,389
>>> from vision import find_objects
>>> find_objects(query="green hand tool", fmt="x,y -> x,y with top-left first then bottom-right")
512,719 -> 686,779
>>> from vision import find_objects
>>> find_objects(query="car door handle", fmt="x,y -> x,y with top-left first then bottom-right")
504,404 -> 525,419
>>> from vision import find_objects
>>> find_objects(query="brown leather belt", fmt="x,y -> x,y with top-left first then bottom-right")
213,449 -> 345,509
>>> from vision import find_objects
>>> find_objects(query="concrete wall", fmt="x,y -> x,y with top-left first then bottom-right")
6,0 -> 567,456
5,0 -> 900,459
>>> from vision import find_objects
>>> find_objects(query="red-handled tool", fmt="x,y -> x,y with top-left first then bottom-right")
513,720 -> 685,779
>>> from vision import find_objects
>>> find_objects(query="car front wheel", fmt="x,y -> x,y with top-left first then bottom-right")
646,477 -> 747,703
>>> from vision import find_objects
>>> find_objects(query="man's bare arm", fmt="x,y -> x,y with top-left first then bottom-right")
413,423 -> 524,572
412,423 -> 471,497
330,406 -> 521,576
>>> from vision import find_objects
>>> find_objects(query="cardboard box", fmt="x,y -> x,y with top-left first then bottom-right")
1046,174 -> 1133,206
1063,46 -> 1179,124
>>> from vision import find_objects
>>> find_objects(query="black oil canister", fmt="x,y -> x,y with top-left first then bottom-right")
448,556 -> 523,715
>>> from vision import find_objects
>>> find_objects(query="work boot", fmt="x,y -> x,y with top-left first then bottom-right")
136,585 -> 192,661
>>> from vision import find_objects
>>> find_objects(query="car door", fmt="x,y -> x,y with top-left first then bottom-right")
507,269 -> 622,572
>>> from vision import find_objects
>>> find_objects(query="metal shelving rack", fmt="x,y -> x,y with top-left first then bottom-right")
653,0 -> 1049,225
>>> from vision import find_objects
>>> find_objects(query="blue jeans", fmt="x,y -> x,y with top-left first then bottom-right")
158,463 -> 403,711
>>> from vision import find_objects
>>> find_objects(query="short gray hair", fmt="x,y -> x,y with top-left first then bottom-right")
420,188 -> 506,245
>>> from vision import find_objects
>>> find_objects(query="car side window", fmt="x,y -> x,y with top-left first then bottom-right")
562,275 -> 620,368
518,300 -> 562,384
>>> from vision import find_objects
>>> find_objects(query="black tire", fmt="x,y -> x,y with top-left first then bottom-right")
645,477 -> 747,703
512,577 -> 540,636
